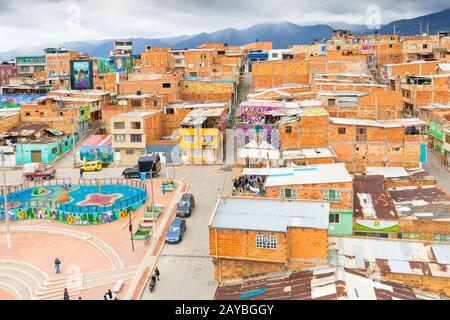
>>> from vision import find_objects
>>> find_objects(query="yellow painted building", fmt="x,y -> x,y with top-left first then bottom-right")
178,107 -> 227,164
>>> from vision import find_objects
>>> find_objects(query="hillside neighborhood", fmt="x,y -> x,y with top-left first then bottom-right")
0,6 -> 450,302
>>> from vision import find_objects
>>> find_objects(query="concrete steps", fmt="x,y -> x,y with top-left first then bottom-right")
35,266 -> 139,300
0,260 -> 50,300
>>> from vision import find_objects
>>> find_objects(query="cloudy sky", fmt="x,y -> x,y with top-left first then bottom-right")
0,0 -> 448,52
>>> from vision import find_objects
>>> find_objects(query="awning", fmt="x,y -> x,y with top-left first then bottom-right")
45,128 -> 64,136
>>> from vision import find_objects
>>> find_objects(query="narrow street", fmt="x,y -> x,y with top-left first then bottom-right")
423,151 -> 450,193
140,165 -> 233,300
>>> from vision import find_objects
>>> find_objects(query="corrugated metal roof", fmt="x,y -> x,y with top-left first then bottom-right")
264,163 -> 352,187
211,197 -> 329,232
331,237 -> 450,278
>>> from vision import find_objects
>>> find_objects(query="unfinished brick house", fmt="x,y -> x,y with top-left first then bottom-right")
263,163 -> 354,236
102,93 -> 168,133
401,74 -> 450,114
119,72 -> 181,102
180,78 -> 235,102
278,107 -> 329,150
141,47 -> 171,73
329,117 -> 428,172
209,197 -> 329,281
317,89 -> 403,120
251,60 -> 309,89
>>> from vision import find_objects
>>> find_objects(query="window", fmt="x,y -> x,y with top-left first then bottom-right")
140,149 -> 146,155
25,112 -> 30,116
184,136 -> 195,142
162,83 -> 171,88
356,127 -> 367,142
282,188 -> 296,199
392,147 -> 401,152
131,100 -> 141,107
198,62 -> 205,67
51,147 -> 58,154
284,126 -> 292,134
354,232 -> 389,239
114,134 -> 125,142
323,190 -> 342,203
434,234 -> 450,242
40,112 -> 44,116
422,44 -> 428,49
164,107 -> 174,115
203,135 -> 214,142
189,72 -> 198,77
200,54 -> 207,59
130,134 -> 142,142
154,100 -> 159,106
328,99 -> 336,106
338,127 -> 346,135
329,213 -> 340,224
125,149 -> 134,155
113,122 -> 125,129
272,53 -> 279,58
256,235 -> 277,249
398,232 -> 421,240
130,122 -> 141,129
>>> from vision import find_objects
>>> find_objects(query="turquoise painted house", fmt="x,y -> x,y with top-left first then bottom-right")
16,134 -> 79,165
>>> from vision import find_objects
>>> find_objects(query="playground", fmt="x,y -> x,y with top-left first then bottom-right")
0,179 -> 148,225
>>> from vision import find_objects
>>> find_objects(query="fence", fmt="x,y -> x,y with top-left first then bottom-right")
0,178 -> 148,214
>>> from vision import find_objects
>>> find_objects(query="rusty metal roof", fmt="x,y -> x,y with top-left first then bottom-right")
353,175 -> 398,220
330,237 -> 450,278
389,185 -> 450,220
214,267 -> 440,300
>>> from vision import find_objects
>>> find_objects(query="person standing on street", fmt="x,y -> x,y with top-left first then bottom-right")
155,266 -> 160,281
64,288 -> 70,300
80,167 -> 84,179
54,258 -> 61,274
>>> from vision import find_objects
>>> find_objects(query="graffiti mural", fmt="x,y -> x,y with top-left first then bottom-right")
238,102 -> 285,124
0,94 -> 46,109
236,124 -> 280,150
0,199 -> 145,226
70,60 -> 94,90
98,56 -> 131,74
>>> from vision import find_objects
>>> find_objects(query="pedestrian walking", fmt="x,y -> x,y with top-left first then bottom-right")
155,266 -> 160,281
151,273 -> 157,284
80,167 -> 84,179
63,288 -> 70,300
107,289 -> 113,299
54,258 -> 61,274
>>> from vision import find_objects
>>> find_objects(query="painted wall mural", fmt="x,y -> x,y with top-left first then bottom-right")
0,94 -> 46,109
0,199 -> 145,226
70,60 -> 94,90
99,56 -> 131,74
238,103 -> 285,124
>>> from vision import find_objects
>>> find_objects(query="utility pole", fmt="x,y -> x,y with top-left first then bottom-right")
1,150 -> 11,249
71,116 -> 76,167
149,163 -> 156,241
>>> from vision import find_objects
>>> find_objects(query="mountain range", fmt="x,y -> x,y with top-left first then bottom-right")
1,8 -> 449,60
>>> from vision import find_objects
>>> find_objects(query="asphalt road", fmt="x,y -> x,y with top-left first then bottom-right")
141,165 -> 233,300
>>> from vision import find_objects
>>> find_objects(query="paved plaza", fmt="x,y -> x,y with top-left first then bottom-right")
0,161 -> 232,300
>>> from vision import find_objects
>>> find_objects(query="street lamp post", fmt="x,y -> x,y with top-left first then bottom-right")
149,165 -> 156,241
1,150 -> 11,249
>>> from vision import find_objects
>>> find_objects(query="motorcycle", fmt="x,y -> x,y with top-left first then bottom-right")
149,278 -> 156,292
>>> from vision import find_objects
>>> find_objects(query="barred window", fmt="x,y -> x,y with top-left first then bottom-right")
256,235 -> 277,249
323,190 -> 342,203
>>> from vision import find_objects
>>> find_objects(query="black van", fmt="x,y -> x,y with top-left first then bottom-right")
138,154 -> 161,175
176,193 -> 195,218
122,154 -> 161,179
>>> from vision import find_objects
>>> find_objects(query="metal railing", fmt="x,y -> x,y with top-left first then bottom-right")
0,178 -> 148,214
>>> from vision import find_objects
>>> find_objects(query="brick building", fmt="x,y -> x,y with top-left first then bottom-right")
180,78 -> 236,102
110,110 -> 163,164
329,117 -> 428,172
0,64 -> 18,86
263,163 -> 354,235
209,197 -> 329,282
251,60 -> 309,89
